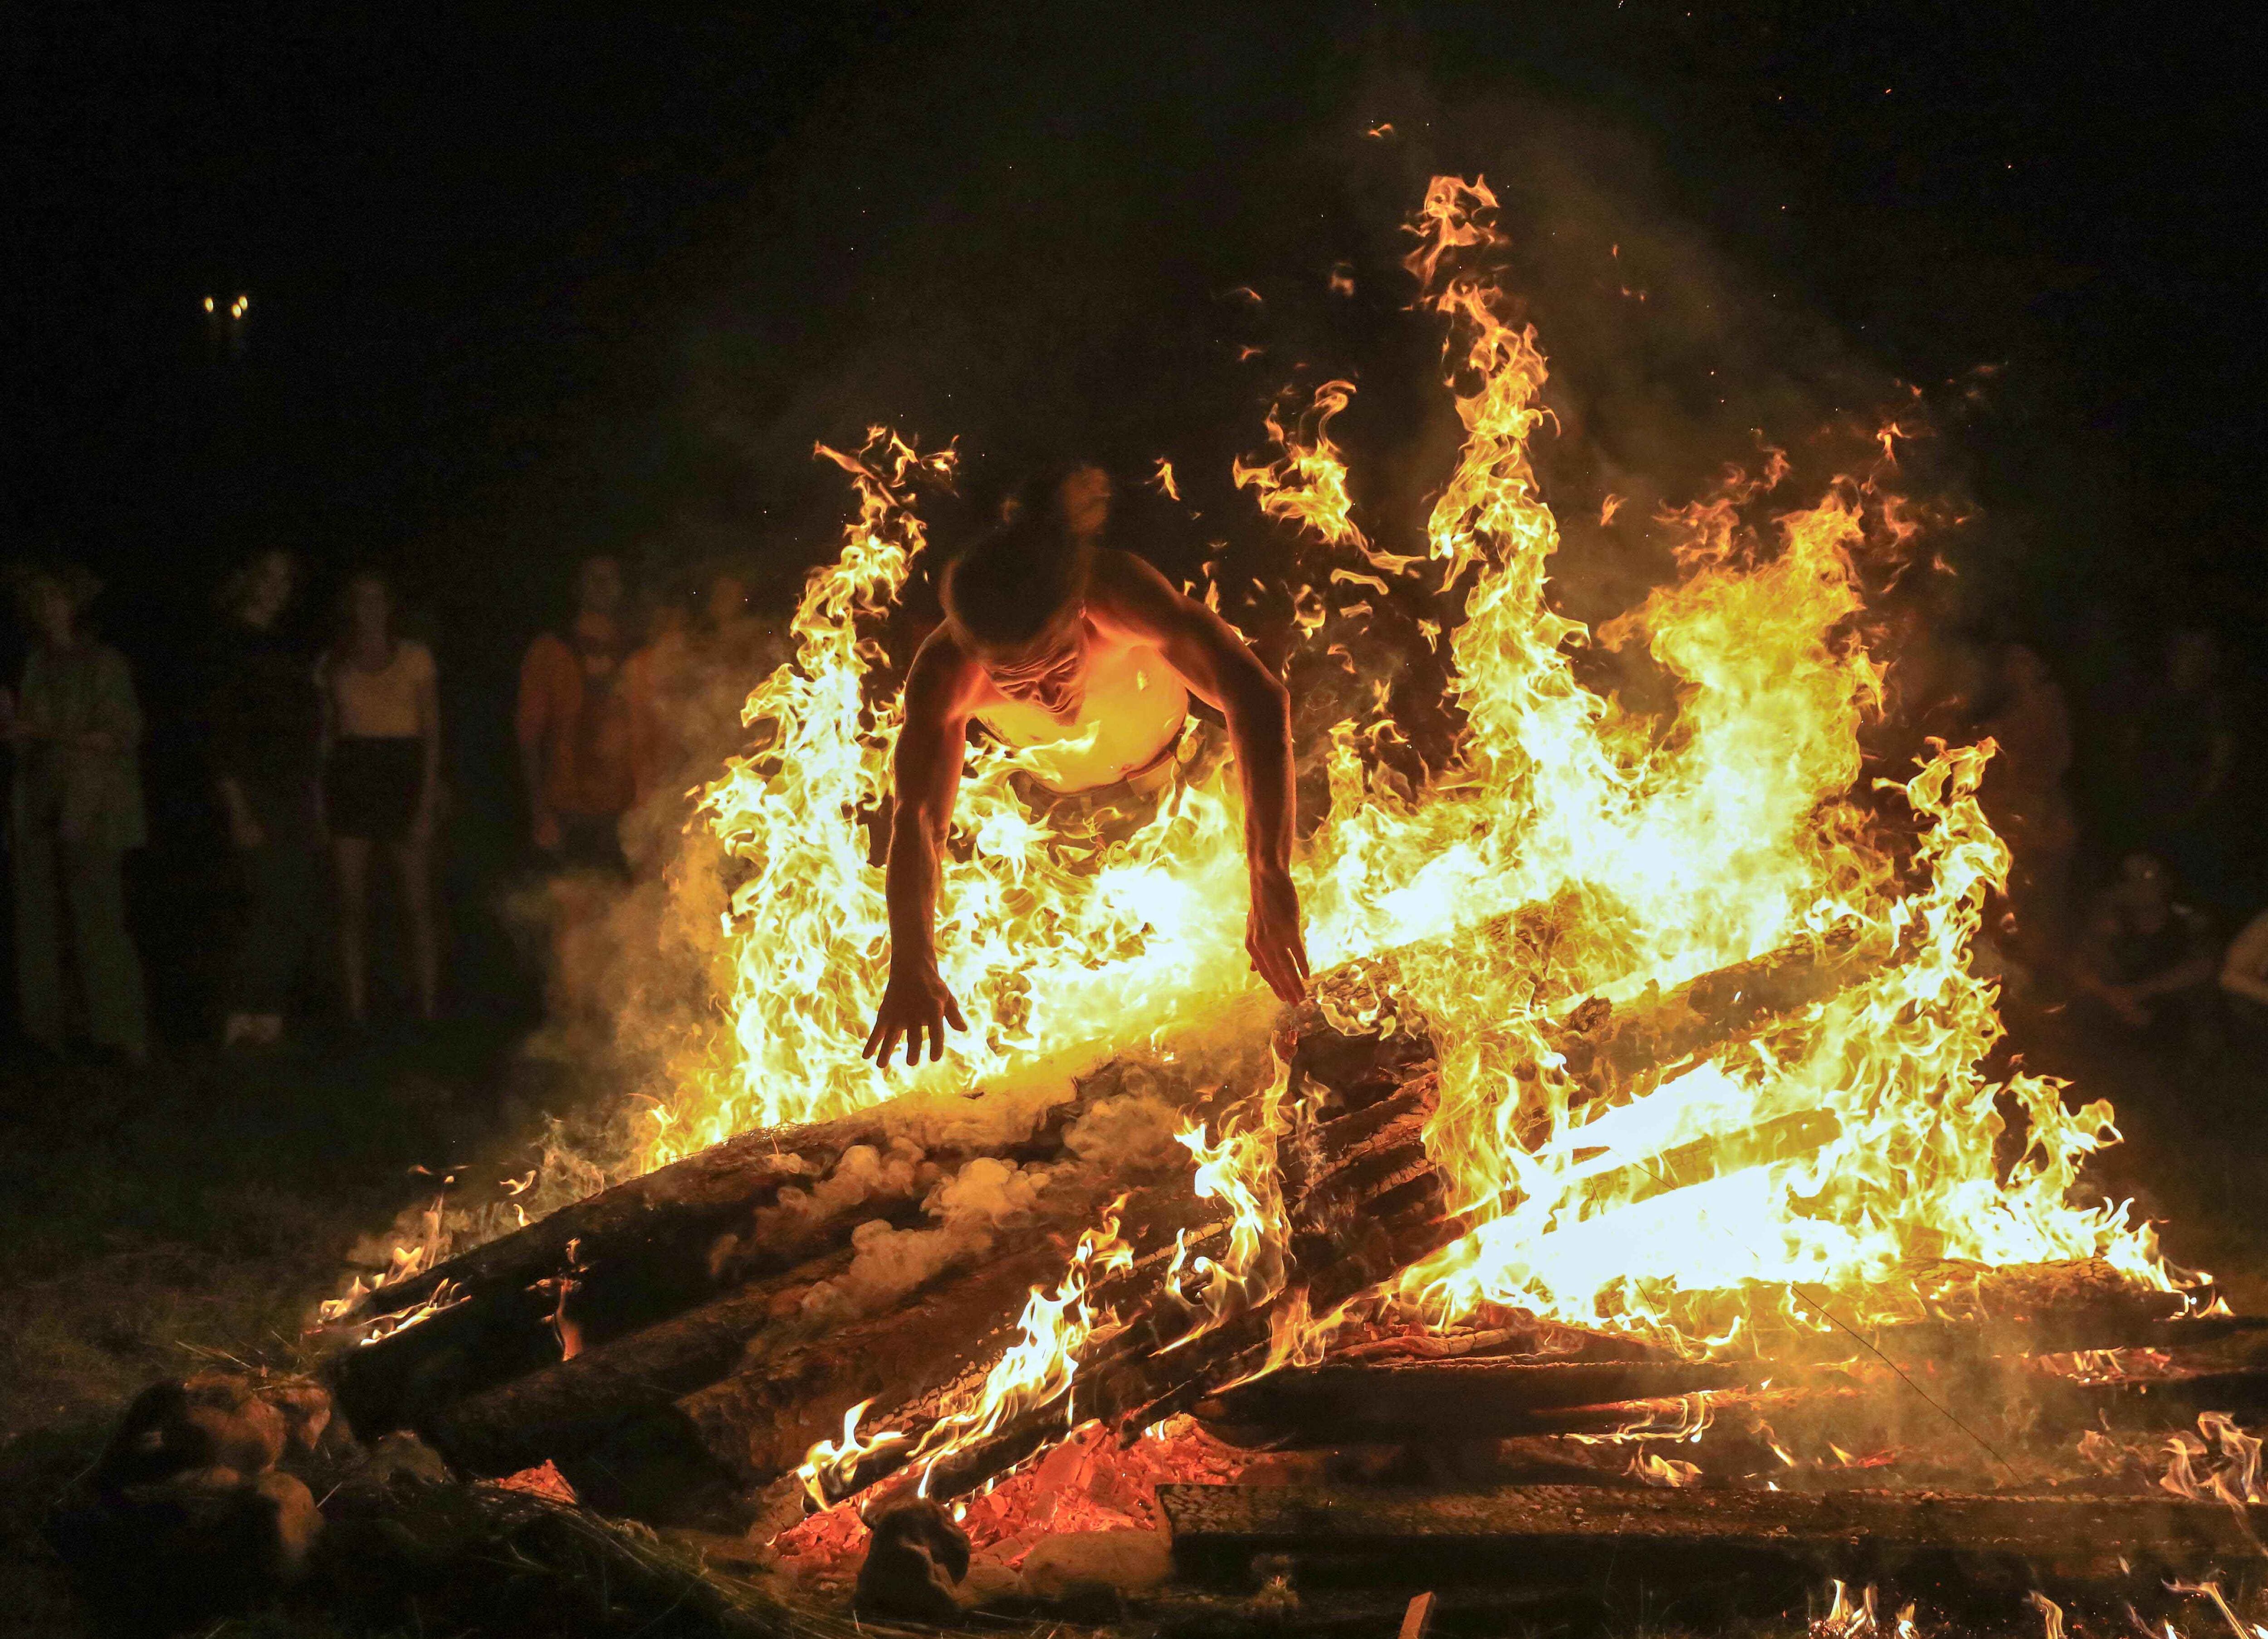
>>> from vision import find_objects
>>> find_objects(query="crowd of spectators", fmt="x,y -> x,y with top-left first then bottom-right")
1968,621 -> 2264,1067
0,551 -> 777,1064
0,548 -> 2254,1075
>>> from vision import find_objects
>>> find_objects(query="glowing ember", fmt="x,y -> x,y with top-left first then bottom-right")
776,1417 -> 1248,1583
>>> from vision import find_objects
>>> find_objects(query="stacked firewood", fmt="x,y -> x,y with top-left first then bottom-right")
322,918 -> 1906,1519
305,906 -> 2268,1635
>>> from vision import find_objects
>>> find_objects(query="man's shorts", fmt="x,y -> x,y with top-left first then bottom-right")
1010,716 -> 1230,842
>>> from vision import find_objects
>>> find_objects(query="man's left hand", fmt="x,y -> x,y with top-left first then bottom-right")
1246,866 -> 1310,1004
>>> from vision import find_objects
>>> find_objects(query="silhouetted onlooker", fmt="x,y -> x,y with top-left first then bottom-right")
209,551 -> 322,1047
699,565 -> 777,676
517,555 -> 635,871
317,571 -> 442,1026
2221,905 -> 2268,1048
2,564 -> 149,1062
623,564 -> 784,809
624,578 -> 692,807
2126,627 -> 2238,910
1977,642 -> 2078,952
2074,852 -> 2218,1058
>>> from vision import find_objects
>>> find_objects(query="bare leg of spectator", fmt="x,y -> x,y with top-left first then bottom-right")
65,840 -> 147,1063
392,836 -> 438,1022
13,823 -> 66,1055
333,833 -> 371,1026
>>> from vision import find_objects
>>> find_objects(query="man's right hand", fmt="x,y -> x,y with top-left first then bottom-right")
864,961 -> 967,1068
533,810 -> 563,853
228,809 -> 266,850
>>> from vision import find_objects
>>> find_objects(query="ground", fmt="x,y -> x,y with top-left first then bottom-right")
0,993 -> 2258,1638
0,1023 -> 574,1638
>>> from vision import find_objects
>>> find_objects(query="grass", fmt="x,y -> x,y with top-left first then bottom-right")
0,1025 -> 561,1639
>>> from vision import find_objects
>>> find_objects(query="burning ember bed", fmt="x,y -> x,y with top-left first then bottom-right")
56,176 -> 2268,1637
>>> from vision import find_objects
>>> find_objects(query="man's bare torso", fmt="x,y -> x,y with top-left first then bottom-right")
933,550 -> 1194,794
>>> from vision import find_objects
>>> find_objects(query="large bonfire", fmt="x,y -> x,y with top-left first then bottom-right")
655,175 -> 2169,1383
67,176 -> 2257,1639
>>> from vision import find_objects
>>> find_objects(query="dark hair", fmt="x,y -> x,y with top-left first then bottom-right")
993,458 -> 1110,523
6,559 -> 101,624
331,568 -> 397,660
217,548 -> 295,619
942,509 -> 1094,651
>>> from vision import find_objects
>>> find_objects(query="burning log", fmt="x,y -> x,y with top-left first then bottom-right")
327,1064 -> 1193,1440
328,918 -> 1897,1502
804,1159 -> 1467,1510
1299,915 -> 1887,1109
670,1245 -> 1078,1490
1549,919 -> 1882,1105
335,1071 -> 1130,1333
1193,1359 -> 1770,1442
417,1247 -> 853,1477
1751,1259 -> 2219,1366
338,1107 -> 899,1327
1155,1482 -> 2268,1588
412,1155 -> 1230,1485
790,930 -> 1901,1508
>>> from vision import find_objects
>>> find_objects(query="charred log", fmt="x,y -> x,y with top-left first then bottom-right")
327,1067 -> 1179,1440
1193,1359 -> 1769,1442
1752,1259 -> 2218,1365
1156,1481 -> 2268,1589
420,1248 -> 853,1477
328,920 -> 1908,1499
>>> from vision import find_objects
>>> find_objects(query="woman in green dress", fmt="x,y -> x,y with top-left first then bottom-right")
3,563 -> 149,1062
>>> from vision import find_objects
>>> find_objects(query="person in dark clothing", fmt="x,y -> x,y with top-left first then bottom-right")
2125,628 -> 2239,911
1976,642 -> 2078,956
208,550 -> 323,1047
2074,852 -> 2219,1058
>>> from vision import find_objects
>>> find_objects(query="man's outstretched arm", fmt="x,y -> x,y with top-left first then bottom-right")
1094,551 -> 1307,1002
865,633 -> 973,1068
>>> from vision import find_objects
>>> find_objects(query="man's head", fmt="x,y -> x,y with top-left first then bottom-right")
2001,643 -> 2050,695
941,465 -> 1111,714
13,562 -> 98,647
342,570 -> 394,644
2110,851 -> 2175,934
225,550 -> 296,629
577,555 -> 625,621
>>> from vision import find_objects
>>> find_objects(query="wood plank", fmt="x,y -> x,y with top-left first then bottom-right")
1156,1482 -> 2268,1585
1198,1360 -> 1766,1440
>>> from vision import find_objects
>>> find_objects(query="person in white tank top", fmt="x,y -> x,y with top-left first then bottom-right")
315,572 -> 442,1026
320,636 -> 433,739
863,464 -> 1307,1069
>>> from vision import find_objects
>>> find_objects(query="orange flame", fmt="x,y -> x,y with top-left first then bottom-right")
795,1201 -> 1135,1502
652,174 -> 2168,1382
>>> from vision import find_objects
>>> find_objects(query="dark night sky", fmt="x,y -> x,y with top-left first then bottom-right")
15,2 -> 2265,630
9,1 -> 2265,866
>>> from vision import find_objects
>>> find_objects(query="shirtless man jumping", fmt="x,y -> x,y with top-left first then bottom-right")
864,465 -> 1308,1068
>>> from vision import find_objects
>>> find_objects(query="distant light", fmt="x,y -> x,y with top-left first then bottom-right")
230,294 -> 250,319
203,296 -> 215,313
